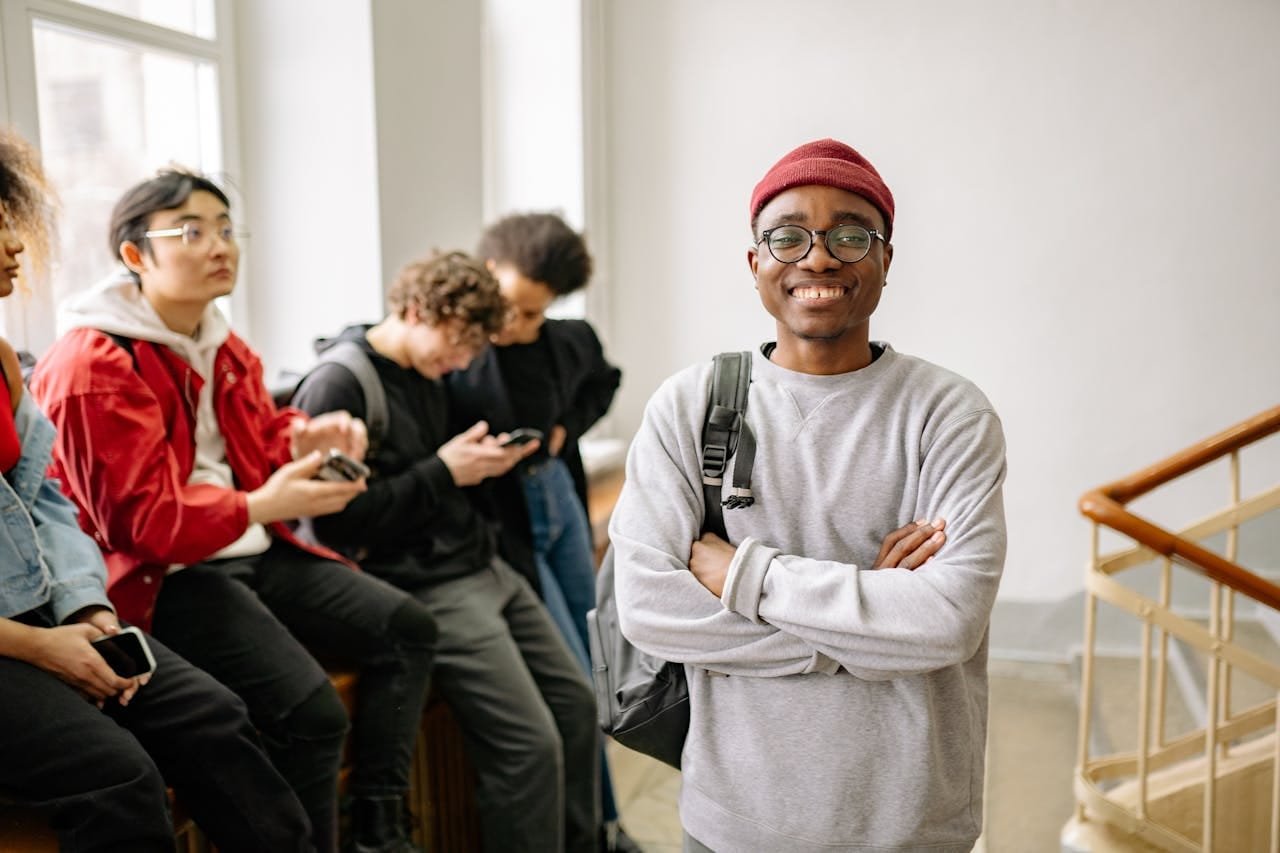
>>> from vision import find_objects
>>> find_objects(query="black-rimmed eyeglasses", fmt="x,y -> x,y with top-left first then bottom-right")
755,224 -> 887,265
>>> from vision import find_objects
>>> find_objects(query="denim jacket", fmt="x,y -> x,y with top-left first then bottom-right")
0,392 -> 111,622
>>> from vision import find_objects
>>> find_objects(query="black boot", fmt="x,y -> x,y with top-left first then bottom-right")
601,821 -> 644,853
346,796 -> 419,853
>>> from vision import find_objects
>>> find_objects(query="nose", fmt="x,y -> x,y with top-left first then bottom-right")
2,228 -> 23,261
796,233 -> 842,272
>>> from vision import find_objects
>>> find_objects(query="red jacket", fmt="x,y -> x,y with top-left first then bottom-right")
31,327 -> 351,628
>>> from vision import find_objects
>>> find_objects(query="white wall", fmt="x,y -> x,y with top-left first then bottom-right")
482,0 -> 583,226
235,0 -> 488,378
371,0 -> 485,277
234,0 -> 384,377
599,0 -> 1280,602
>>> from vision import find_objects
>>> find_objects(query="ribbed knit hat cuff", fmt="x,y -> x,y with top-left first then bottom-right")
750,140 -> 895,238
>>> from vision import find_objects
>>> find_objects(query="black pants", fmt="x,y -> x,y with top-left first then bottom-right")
399,558 -> 600,853
0,613 -> 312,853
151,540 -> 436,849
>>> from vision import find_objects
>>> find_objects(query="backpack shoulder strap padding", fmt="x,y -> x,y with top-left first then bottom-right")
316,341 -> 389,454
701,350 -> 754,539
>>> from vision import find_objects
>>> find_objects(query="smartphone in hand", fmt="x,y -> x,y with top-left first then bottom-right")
500,428 -> 544,448
316,449 -> 371,482
91,626 -> 158,678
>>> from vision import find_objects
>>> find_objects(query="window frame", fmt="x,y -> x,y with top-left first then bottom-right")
0,0 -> 244,352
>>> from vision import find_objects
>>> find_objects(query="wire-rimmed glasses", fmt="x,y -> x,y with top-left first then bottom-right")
144,221 -> 247,250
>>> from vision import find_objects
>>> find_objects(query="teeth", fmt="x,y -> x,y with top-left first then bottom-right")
793,286 -> 843,299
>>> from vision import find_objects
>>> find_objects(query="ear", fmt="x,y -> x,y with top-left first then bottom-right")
484,258 -> 498,273
119,241 -> 147,275
747,246 -> 760,280
881,242 -> 894,279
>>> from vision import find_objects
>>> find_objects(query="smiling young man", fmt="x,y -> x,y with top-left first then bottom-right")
609,139 -> 1008,852
30,170 -> 438,853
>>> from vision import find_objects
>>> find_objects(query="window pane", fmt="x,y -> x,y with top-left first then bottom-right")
68,0 -> 216,39
28,21 -> 224,346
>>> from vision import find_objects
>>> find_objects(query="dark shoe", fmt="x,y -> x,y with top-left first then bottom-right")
601,822 -> 644,853
347,796 -> 420,853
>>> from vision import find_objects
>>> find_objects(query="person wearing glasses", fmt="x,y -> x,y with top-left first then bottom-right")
0,130 -> 313,852
30,169 -> 438,853
609,139 -> 1007,852
289,251 -> 600,853
444,212 -> 633,852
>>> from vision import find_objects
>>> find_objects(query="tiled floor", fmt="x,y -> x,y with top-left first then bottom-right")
608,740 -> 682,852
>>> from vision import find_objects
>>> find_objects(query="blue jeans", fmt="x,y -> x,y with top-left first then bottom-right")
521,457 -> 618,822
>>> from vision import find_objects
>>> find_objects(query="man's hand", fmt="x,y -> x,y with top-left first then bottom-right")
873,519 -> 947,570
247,450 -> 367,525
690,532 -> 736,598
438,421 -> 538,487
548,424 -> 568,457
290,412 -> 369,462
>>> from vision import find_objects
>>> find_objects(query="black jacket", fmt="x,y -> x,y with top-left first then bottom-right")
446,319 -> 621,583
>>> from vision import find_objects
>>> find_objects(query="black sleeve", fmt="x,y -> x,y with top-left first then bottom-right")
290,362 -> 456,552
558,321 -> 622,442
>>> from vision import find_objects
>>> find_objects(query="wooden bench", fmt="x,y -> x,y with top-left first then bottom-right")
333,671 -> 482,852
0,791 -> 203,852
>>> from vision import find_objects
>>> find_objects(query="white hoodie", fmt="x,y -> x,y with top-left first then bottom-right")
58,270 -> 272,564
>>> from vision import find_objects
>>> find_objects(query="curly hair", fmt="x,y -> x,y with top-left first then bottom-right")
475,211 -> 592,296
0,127 -> 58,287
387,251 -> 507,335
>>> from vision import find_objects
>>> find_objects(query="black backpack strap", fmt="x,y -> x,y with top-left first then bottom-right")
701,351 -> 754,538
104,332 -> 140,371
316,341 -> 389,455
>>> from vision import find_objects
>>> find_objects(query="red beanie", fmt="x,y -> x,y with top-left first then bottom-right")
750,139 -> 895,238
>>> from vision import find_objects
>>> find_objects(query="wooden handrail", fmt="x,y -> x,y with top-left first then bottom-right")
1079,404 -> 1280,612
1095,406 -> 1280,503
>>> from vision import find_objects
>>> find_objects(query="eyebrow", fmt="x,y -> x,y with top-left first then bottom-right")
165,212 -> 233,225
763,209 -> 879,230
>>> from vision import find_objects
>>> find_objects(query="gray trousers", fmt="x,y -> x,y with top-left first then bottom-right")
408,558 -> 600,853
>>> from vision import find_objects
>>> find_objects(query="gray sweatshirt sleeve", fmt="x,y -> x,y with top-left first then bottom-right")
610,371 -> 839,677
721,409 -> 1007,679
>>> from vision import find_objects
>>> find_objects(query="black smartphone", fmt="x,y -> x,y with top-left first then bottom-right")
316,449 -> 371,482
501,428 -> 544,448
91,626 -> 158,678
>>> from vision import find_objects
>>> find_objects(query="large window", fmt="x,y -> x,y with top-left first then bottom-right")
0,0 -> 239,353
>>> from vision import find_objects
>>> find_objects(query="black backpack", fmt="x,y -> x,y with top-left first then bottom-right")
586,351 -> 755,768
279,340 -> 390,460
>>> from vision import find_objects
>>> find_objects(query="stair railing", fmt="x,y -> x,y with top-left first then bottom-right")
1073,405 -> 1280,852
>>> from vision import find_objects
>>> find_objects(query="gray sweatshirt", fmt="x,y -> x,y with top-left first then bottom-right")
609,344 -> 1006,852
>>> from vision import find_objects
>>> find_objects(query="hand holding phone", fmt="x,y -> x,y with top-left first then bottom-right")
500,428 -> 544,448
316,448 -> 371,482
91,626 -> 158,678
